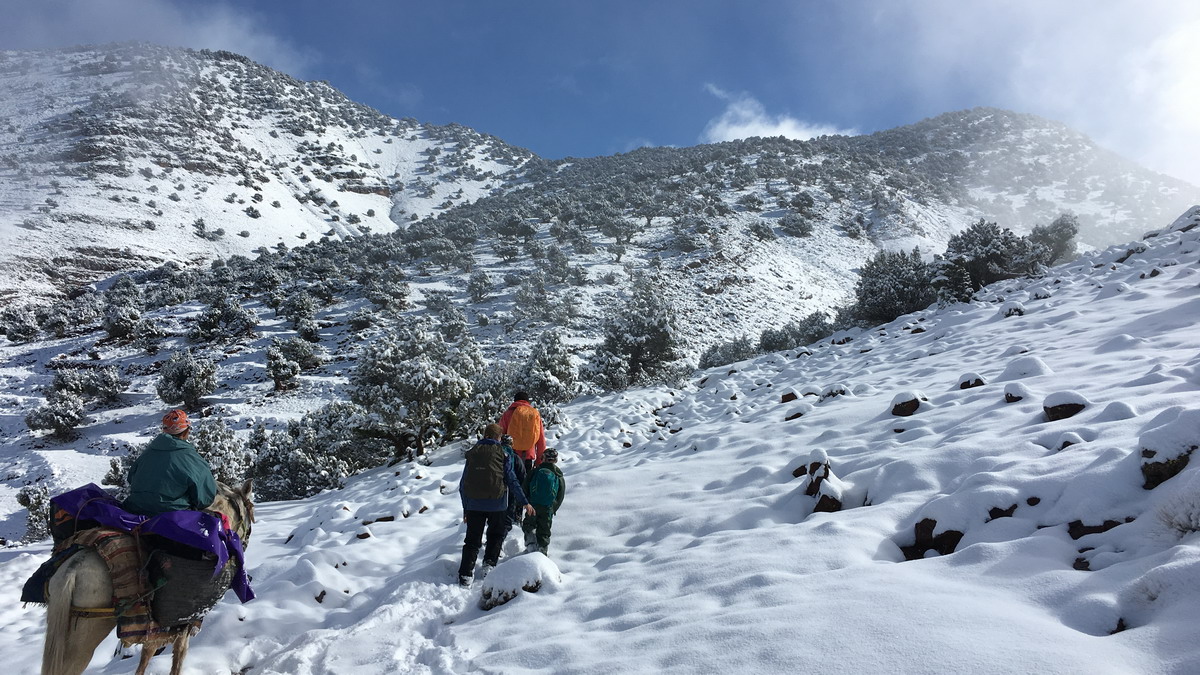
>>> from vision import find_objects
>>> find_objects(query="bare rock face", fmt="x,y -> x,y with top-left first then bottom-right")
899,518 -> 964,560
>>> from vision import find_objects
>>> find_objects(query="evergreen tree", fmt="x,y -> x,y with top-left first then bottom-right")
466,270 -> 494,303
252,402 -> 388,501
192,418 -> 251,484
593,273 -> 682,386
759,312 -> 834,352
853,248 -> 935,325
17,484 -> 51,542
156,349 -> 218,410
190,293 -> 257,341
349,320 -> 474,460
1030,213 -> 1079,266
25,391 -> 86,438
522,328 -> 578,403
699,335 -> 759,368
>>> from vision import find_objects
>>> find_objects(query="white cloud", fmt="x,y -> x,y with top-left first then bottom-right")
0,0 -> 316,77
700,85 -> 857,144
860,1 -> 1200,185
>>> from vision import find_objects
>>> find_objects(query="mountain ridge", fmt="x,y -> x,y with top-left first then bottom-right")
1,44 -> 1196,311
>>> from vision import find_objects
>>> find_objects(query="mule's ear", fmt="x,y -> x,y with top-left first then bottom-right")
240,478 -> 254,497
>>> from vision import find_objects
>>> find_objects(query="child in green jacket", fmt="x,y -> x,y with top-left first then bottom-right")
522,448 -> 565,556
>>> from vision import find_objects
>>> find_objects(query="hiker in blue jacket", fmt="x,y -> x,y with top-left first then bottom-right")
458,423 -> 534,586
500,433 -> 528,537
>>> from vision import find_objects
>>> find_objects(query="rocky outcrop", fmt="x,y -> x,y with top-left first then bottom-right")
899,518 -> 964,560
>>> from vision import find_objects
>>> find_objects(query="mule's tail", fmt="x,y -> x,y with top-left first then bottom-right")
42,568 -> 76,675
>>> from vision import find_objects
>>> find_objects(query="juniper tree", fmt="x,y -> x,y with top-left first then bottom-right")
467,271 -> 494,303
192,418 -> 251,484
1030,213 -> 1079,266
592,273 -> 682,387
252,402 -> 388,500
51,365 -> 127,404
17,484 -> 51,542
521,328 -> 578,403
699,335 -> 759,368
853,249 -> 935,325
25,391 -> 86,438
156,349 -> 218,410
759,312 -> 834,352
190,294 -> 257,342
349,319 -> 475,460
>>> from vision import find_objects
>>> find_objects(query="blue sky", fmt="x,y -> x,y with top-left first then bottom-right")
4,1 -> 1200,183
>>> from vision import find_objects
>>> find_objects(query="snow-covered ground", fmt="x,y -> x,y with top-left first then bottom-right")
1,206 -> 1199,673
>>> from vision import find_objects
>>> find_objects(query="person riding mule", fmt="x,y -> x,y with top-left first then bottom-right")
27,411 -> 256,675
124,409 -> 218,516
34,480 -> 254,675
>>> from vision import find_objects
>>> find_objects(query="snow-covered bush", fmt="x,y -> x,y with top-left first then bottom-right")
25,392 -> 85,438
156,350 -> 218,410
1029,213 -> 1078,265
51,365 -> 127,403
349,319 -> 477,459
778,212 -> 813,237
189,294 -> 257,341
101,303 -> 142,339
253,402 -> 390,501
933,219 -> 1047,303
591,273 -> 682,387
521,328 -> 579,404
1158,471 -> 1200,538
853,248 -> 934,325
759,312 -> 833,352
1,307 -> 39,343
17,484 -> 51,542
466,270 -> 493,303
266,337 -> 323,390
192,418 -> 251,484
699,335 -> 759,369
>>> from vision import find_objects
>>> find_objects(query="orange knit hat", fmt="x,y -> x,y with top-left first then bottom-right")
162,409 -> 190,435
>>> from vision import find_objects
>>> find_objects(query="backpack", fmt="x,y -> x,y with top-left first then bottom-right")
527,467 -> 560,507
507,405 -> 540,454
462,443 -> 506,500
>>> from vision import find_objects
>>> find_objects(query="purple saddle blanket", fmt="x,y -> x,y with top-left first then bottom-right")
49,483 -> 254,603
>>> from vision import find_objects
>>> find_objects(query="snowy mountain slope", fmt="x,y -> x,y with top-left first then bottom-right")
0,43 -> 536,303
0,208 -> 1197,673
2,44 -> 1198,323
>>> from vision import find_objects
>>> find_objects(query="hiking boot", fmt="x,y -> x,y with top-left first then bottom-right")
537,546 -> 548,556
480,563 -> 495,580
458,574 -> 472,587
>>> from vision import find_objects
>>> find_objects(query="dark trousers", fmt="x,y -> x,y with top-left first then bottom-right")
458,510 -> 508,577
522,508 -> 555,554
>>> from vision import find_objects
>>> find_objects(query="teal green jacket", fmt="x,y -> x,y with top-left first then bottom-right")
123,433 -> 218,516
523,462 -> 565,513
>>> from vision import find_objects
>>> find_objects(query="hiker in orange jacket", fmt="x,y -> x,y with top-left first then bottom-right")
498,391 -> 546,475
